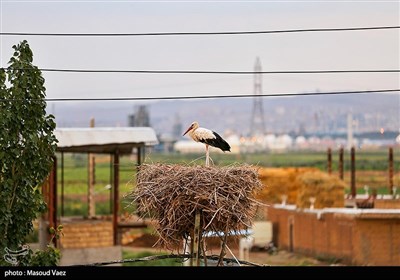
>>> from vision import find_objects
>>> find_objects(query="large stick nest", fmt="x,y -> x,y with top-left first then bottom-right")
129,163 -> 263,250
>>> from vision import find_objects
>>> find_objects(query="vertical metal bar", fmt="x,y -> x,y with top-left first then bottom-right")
389,147 -> 394,195
327,147 -> 332,174
339,147 -> 344,180
113,150 -> 120,245
351,146 -> 356,198
183,237 -> 191,266
61,152 -> 64,217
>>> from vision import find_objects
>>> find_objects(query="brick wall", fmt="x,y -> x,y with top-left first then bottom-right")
374,199 -> 400,209
353,219 -> 400,265
267,206 -> 400,265
60,220 -> 113,249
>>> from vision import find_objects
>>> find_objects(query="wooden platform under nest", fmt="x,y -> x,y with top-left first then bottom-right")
128,163 -> 263,251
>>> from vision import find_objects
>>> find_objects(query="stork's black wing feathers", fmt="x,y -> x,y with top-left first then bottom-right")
199,131 -> 231,152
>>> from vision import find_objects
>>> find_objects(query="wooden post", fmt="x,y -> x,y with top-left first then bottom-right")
327,148 -> 332,174
137,146 -> 142,174
113,150 -> 120,245
389,147 -> 394,195
350,146 -> 356,198
339,147 -> 344,180
52,156 -> 58,247
61,152 -> 64,217
109,154 -> 113,214
48,157 -> 58,247
88,118 -> 96,218
39,176 -> 49,250
190,209 -> 202,266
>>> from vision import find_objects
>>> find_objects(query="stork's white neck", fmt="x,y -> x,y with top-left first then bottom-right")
188,127 -> 197,139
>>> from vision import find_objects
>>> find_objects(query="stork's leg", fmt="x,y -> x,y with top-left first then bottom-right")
205,144 -> 210,167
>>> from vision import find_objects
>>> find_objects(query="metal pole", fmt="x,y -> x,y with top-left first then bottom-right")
183,237 -> 191,266
351,146 -> 356,198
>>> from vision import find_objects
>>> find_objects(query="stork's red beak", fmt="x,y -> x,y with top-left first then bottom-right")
183,125 -> 193,136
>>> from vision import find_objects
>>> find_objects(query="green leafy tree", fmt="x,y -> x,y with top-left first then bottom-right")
0,40 -> 58,265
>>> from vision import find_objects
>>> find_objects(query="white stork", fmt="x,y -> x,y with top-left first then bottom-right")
183,121 -> 231,166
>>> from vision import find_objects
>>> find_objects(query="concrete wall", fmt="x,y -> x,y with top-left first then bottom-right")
60,246 -> 122,266
267,206 -> 400,265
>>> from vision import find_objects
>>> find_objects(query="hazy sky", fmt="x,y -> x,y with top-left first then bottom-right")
0,1 -> 399,100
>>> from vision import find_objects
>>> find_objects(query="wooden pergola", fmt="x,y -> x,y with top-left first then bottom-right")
42,127 -> 158,246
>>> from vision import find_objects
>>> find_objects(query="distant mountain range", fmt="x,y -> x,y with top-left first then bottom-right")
49,92 -> 399,137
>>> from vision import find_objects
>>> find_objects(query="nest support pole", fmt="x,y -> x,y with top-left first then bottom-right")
190,209 -> 202,266
205,145 -> 210,167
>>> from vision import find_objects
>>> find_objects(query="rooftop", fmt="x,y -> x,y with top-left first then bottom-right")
55,127 -> 159,154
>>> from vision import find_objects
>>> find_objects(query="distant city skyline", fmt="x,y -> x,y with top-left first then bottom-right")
50,92 -> 399,139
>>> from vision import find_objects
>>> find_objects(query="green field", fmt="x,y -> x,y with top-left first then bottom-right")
56,148 -> 400,216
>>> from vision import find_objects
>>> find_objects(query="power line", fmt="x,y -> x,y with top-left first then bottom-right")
0,25 -> 398,37
0,89 -> 398,102
2,68 -> 399,74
